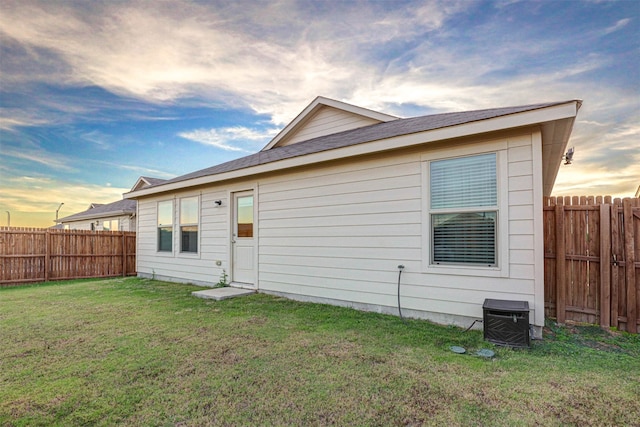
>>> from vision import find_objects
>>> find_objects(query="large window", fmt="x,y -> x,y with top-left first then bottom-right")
180,197 -> 198,253
157,200 -> 173,252
430,153 -> 497,266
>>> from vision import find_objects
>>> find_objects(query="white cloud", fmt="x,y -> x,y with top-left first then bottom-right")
88,161 -> 176,179
1,146 -> 76,171
178,126 -> 279,151
0,109 -> 51,131
601,18 -> 631,35
0,0 -> 468,125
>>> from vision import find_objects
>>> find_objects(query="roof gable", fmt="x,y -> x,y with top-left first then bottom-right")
131,176 -> 166,192
262,96 -> 398,151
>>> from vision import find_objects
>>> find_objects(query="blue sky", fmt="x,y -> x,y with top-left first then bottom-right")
1,0 -> 638,227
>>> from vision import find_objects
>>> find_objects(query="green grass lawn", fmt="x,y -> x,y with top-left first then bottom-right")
1,278 -> 638,426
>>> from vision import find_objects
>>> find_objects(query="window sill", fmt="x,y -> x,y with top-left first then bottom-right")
177,251 -> 201,259
425,263 -> 508,278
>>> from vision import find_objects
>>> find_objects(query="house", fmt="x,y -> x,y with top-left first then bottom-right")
124,96 -> 581,337
56,199 -> 138,231
57,176 -> 165,231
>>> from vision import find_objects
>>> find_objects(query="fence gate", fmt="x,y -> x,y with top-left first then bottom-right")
543,196 -> 639,333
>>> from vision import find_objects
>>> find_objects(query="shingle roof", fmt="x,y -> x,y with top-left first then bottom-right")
142,101 -> 572,190
57,199 -> 137,223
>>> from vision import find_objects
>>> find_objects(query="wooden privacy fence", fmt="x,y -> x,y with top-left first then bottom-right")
0,227 -> 136,286
544,196 -> 640,333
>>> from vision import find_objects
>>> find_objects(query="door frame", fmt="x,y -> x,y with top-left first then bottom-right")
228,186 -> 258,289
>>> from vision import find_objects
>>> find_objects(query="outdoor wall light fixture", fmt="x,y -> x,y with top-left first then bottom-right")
563,147 -> 574,165
214,200 -> 222,206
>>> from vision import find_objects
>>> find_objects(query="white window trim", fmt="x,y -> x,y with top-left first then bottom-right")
421,147 -> 509,278
156,199 -> 175,256
178,195 -> 201,258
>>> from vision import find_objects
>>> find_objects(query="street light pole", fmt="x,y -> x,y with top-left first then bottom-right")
55,202 -> 64,223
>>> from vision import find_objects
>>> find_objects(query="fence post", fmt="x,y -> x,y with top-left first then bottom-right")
44,229 -> 50,282
623,199 -> 637,333
599,203 -> 611,328
122,232 -> 126,277
555,198 -> 566,324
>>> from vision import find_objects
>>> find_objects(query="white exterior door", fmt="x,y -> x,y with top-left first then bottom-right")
231,191 -> 255,287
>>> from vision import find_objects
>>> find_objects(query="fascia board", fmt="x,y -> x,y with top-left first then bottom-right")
317,97 -> 399,122
58,210 -> 133,223
126,101 -> 579,199
130,176 -> 151,192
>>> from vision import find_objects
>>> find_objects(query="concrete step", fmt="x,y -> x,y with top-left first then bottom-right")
192,287 -> 255,301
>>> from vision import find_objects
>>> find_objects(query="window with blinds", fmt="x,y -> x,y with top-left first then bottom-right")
430,153 -> 498,266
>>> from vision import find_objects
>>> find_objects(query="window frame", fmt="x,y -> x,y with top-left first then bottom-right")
430,153 -> 498,267
179,196 -> 200,255
157,200 -> 174,253
421,146 -> 509,278
102,219 -> 120,231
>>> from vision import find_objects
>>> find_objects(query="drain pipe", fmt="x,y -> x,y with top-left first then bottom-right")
397,265 -> 405,322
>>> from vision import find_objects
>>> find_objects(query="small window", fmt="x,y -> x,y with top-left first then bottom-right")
180,197 -> 198,253
430,153 -> 498,266
158,200 -> 173,252
103,219 -> 118,231
236,195 -> 253,238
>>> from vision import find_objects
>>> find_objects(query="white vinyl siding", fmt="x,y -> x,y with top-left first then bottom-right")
277,106 -> 381,147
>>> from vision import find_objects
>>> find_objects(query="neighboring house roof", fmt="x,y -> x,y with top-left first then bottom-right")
126,98 -> 581,199
56,199 -> 137,223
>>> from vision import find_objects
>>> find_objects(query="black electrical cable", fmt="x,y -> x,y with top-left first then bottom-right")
397,265 -> 405,323
464,319 -> 482,332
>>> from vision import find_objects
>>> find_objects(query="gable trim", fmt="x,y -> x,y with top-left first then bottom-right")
261,96 -> 398,151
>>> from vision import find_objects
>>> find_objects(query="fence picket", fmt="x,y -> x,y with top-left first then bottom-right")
555,197 -> 566,323
623,199 -> 637,333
